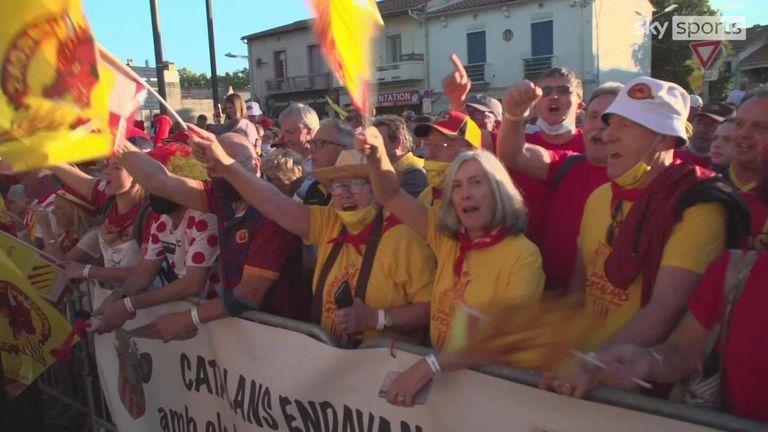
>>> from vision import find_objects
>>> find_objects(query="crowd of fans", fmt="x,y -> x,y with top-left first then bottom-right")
2,54 -> 767,423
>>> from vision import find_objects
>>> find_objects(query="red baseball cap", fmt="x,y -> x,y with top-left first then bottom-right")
413,110 -> 482,148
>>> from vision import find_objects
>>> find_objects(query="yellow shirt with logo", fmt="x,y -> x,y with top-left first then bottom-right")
307,206 -> 435,343
578,183 -> 726,349
418,187 -> 441,209
426,208 -> 544,349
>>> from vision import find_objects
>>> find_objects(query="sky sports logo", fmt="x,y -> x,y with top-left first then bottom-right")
636,16 -> 746,40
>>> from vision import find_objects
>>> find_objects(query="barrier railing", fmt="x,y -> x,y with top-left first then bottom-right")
239,310 -> 339,348
358,338 -> 768,432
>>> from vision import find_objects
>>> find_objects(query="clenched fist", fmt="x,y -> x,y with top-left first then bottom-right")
502,81 -> 542,119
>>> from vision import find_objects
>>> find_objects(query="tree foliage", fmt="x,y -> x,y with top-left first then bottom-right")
178,67 -> 249,90
650,0 -> 731,97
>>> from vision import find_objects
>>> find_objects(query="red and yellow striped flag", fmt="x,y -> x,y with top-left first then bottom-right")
0,0 -> 114,172
308,0 -> 384,115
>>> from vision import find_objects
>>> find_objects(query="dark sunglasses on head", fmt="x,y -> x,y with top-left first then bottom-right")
541,85 -> 573,97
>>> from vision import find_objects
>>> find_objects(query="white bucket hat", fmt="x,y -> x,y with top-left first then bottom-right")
602,76 -> 690,144
246,101 -> 262,116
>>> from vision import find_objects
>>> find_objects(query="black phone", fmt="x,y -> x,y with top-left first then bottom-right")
334,280 -> 354,309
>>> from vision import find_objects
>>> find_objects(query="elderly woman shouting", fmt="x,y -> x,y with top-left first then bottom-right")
187,120 -> 435,345
356,127 -> 544,406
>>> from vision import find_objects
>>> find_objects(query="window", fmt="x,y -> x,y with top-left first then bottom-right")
274,50 -> 287,79
466,31 -> 487,65
386,34 -> 402,64
308,45 -> 325,76
531,21 -> 553,57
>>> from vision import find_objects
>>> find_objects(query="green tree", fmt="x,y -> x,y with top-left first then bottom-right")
650,0 -> 731,97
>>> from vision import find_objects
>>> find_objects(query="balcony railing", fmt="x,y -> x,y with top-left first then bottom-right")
265,73 -> 331,93
376,53 -> 425,84
523,55 -> 555,80
464,63 -> 490,84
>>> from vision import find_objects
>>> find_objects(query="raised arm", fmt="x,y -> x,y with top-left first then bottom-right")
117,141 -> 206,211
49,164 -> 97,199
443,54 -> 471,112
356,127 -> 428,239
496,81 -> 551,182
186,124 -> 311,238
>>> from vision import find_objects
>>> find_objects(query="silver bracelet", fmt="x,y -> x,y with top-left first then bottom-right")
190,307 -> 202,328
123,297 -> 136,315
425,354 -> 442,375
648,348 -> 664,368
83,264 -> 92,279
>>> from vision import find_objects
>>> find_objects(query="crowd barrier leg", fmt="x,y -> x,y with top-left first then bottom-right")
36,283 -> 117,432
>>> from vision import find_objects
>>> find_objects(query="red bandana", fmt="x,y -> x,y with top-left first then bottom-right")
610,182 -> 644,208
454,227 -> 507,278
328,218 -> 378,256
432,187 -> 442,202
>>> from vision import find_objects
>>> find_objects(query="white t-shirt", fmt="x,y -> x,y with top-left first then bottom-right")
144,209 -> 222,296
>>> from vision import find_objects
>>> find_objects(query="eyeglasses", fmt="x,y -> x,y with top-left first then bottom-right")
329,178 -> 369,195
308,138 -> 345,150
424,141 -> 467,149
541,85 -> 573,97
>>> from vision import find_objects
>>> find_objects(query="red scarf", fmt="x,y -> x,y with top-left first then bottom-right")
327,214 -> 399,256
454,227 -> 507,278
604,163 -> 714,305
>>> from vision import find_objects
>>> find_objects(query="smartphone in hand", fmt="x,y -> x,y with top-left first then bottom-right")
334,280 -> 354,309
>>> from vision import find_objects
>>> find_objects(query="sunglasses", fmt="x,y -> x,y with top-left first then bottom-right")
541,85 -> 573,97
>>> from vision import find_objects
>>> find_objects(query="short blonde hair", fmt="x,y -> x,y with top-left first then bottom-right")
437,151 -> 527,238
261,148 -> 305,184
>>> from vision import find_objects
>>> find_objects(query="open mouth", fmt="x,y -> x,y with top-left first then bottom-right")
548,103 -> 560,114
341,203 -> 358,211
461,205 -> 479,215
609,152 -> 622,160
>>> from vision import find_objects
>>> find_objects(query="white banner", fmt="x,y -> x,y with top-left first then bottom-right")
91,287 -> 715,432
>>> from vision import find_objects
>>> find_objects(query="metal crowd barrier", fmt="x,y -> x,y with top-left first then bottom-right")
41,285 -> 768,432
358,338 -> 768,432
37,283 -> 117,432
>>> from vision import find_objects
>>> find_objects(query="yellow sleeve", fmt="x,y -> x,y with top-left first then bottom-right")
389,226 -> 436,303
577,183 -> 609,253
661,202 -> 726,273
425,206 -> 448,254
504,239 -> 545,303
306,205 -> 338,246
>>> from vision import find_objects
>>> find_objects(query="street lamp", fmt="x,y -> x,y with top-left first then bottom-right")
225,52 -> 249,59
635,4 -> 678,19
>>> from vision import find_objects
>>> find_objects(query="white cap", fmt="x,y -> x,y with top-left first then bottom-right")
246,101 -> 262,116
689,94 -> 703,108
602,76 -> 690,142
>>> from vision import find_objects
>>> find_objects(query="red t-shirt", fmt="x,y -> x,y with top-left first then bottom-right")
509,130 -> 585,246
742,192 -> 768,250
541,151 -> 609,292
688,251 -> 768,422
674,148 -> 712,169
201,181 -> 310,320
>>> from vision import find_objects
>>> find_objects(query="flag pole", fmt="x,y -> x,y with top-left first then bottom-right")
98,46 -> 188,130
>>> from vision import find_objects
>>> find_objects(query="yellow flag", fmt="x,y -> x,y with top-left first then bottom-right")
309,0 -> 384,114
0,249 -> 73,398
0,0 -> 113,172
443,295 -> 595,371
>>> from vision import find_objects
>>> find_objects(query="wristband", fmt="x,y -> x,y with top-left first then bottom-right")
123,297 -> 136,315
425,354 -> 442,375
503,112 -> 526,122
191,307 -> 202,328
83,264 -> 92,279
376,309 -> 386,331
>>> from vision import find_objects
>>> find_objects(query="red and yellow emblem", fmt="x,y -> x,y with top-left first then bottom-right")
627,83 -> 654,100
0,0 -> 113,172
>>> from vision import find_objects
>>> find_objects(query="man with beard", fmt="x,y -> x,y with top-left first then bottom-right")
116,133 -> 309,341
94,144 -> 221,333
496,82 -> 622,292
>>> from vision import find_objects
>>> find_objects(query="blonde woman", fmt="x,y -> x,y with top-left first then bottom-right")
260,148 -> 305,199
36,186 -> 98,261
357,127 -> 545,407
209,93 -> 260,150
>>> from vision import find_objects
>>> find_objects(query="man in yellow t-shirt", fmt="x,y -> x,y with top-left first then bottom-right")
372,115 -> 427,198
413,111 -> 482,208
541,77 -> 748,399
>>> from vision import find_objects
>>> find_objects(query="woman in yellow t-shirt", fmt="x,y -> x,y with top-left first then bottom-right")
356,127 -> 544,407
186,124 -> 435,345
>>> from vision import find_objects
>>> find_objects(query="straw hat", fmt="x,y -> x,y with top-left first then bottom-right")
312,149 -> 369,186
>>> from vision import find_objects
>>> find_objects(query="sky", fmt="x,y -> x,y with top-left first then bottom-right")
85,0 -> 767,74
